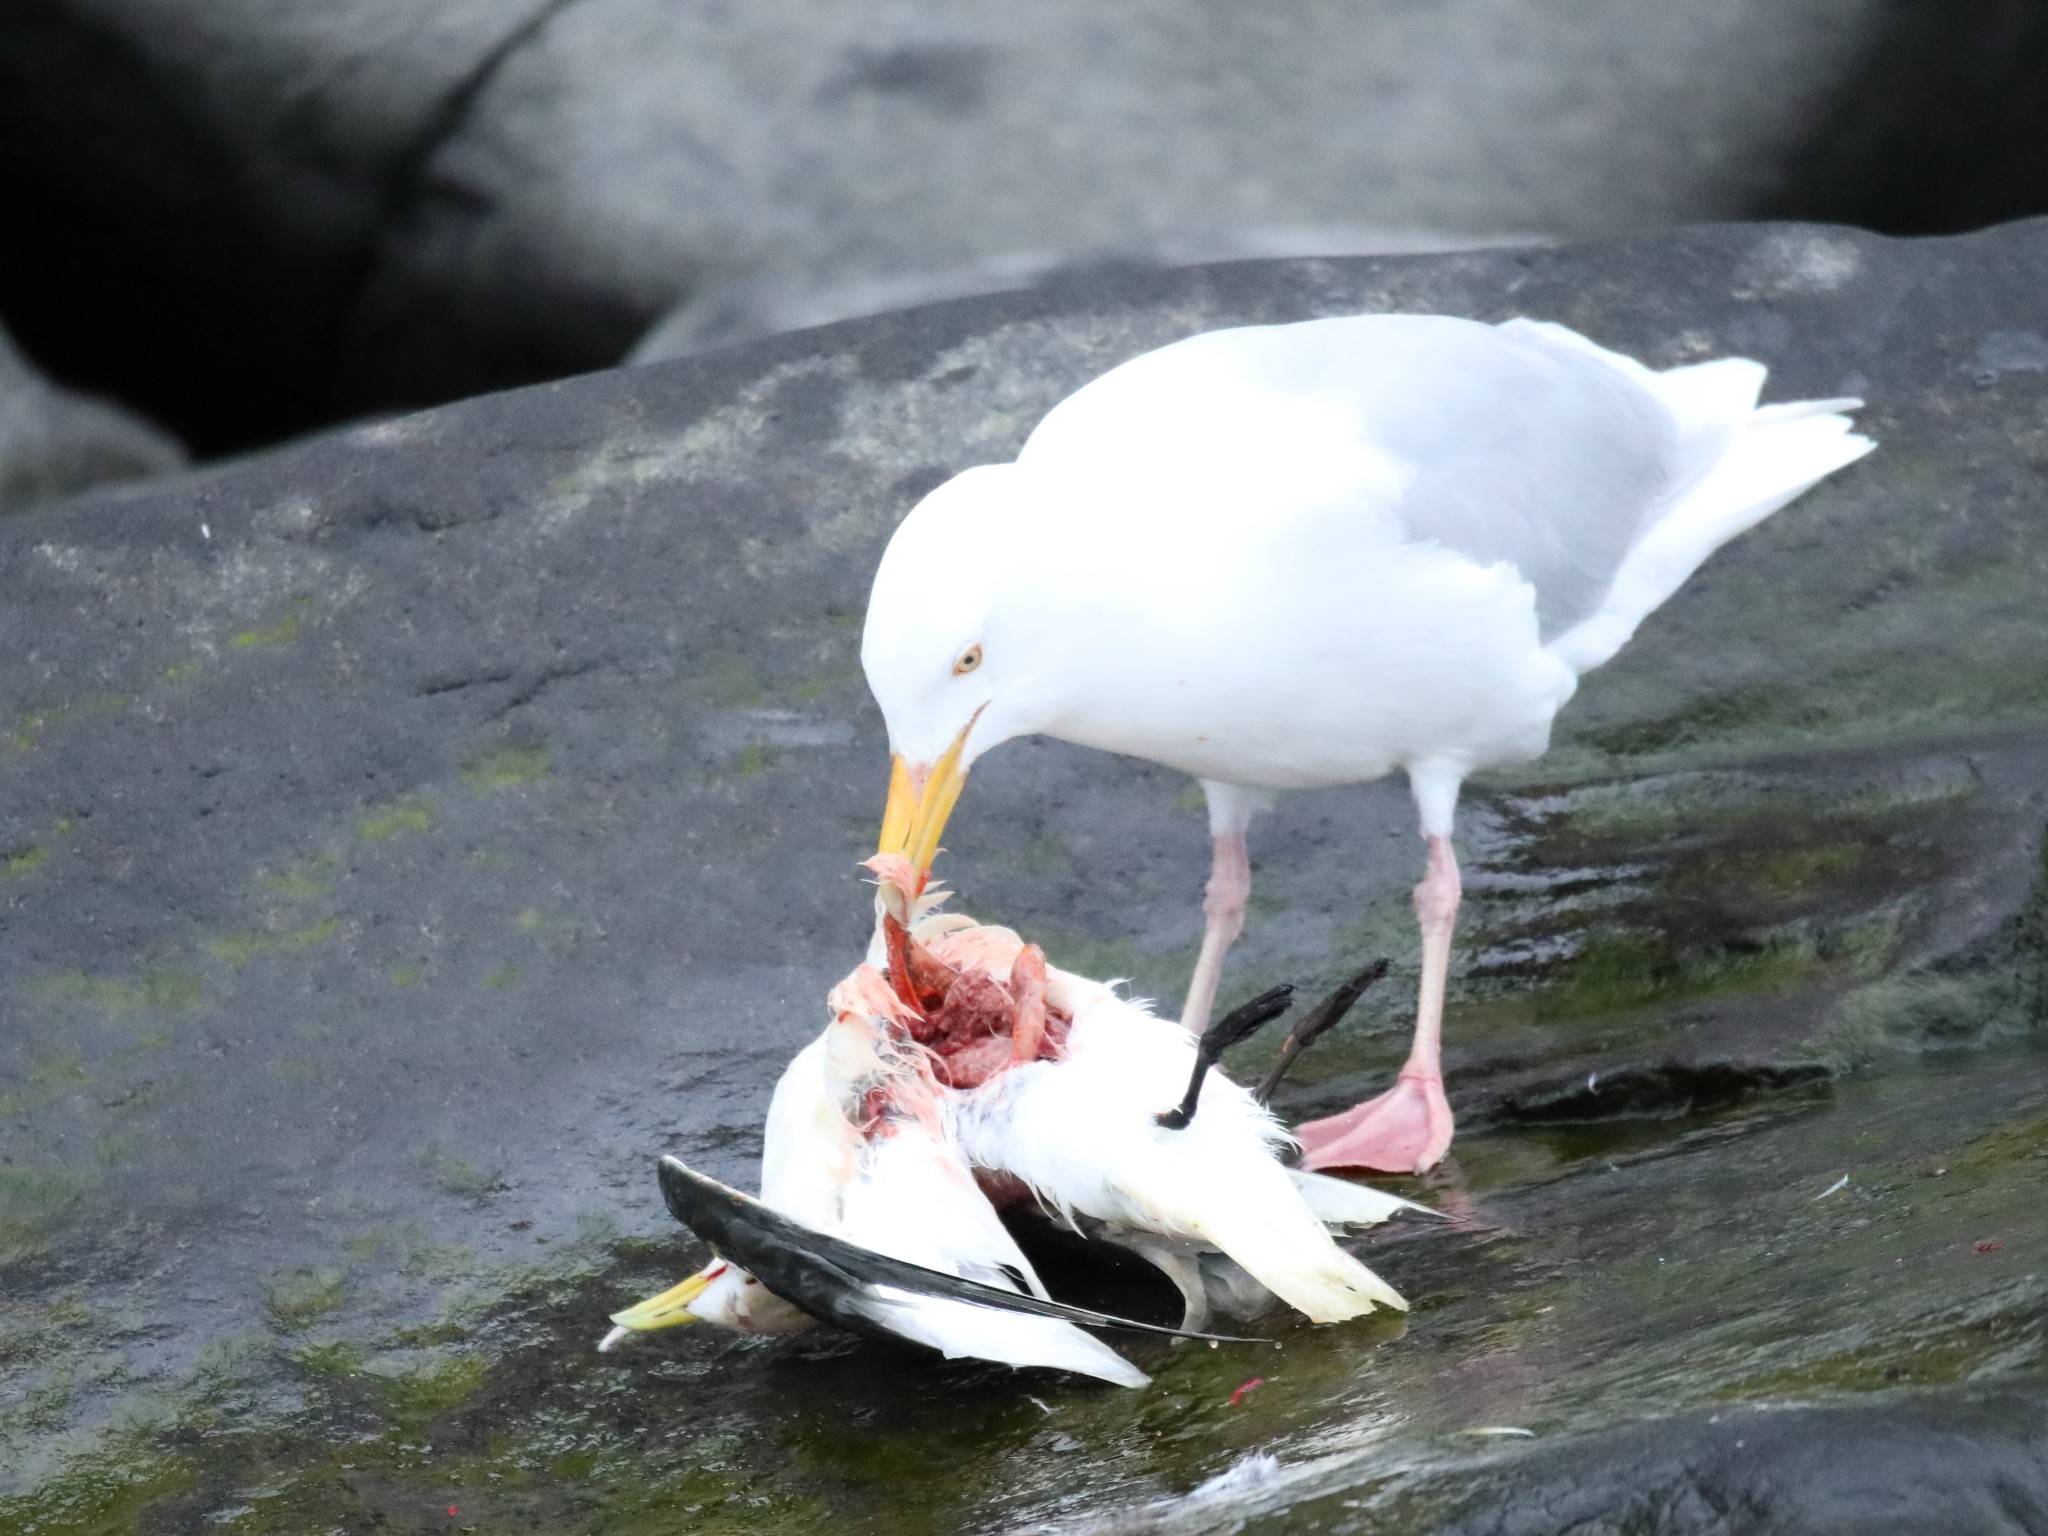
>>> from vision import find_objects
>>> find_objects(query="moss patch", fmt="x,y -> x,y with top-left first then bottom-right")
2,844 -> 47,879
464,742 -> 551,792
229,607 -> 304,648
357,795 -> 435,841
265,1268 -> 348,1332
0,1049 -> 92,1116
207,915 -> 340,967
698,654 -> 765,707
381,1349 -> 490,1420
1538,931 -> 1829,1019
419,1148 -> 507,1205
257,853 -> 337,899
0,1436 -> 198,1536
35,968 -> 204,1015
0,1167 -> 89,1265
93,1132 -> 143,1168
9,694 -> 126,753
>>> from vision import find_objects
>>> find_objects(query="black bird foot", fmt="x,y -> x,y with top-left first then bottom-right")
1155,983 -> 1295,1129
1254,958 -> 1390,1105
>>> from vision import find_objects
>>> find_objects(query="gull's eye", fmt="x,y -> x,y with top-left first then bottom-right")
952,644 -> 984,676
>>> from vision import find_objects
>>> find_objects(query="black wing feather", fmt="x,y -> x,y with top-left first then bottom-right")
655,1156 -> 1256,1343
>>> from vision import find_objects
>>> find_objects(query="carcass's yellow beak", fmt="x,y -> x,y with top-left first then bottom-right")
608,1268 -> 715,1332
877,715 -> 978,878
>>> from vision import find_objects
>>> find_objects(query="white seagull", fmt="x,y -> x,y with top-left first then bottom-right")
862,314 -> 1874,1173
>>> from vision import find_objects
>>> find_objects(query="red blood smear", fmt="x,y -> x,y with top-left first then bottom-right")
1975,1240 -> 2007,1253
975,1169 -> 1033,1208
1228,1376 -> 1265,1406
857,1085 -> 891,1132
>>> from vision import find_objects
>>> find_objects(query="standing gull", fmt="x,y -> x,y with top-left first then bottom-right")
862,314 -> 1873,1173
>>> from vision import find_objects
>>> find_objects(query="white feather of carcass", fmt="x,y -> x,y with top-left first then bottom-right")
951,975 -> 1404,1322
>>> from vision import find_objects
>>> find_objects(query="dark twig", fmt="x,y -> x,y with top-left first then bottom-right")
1155,983 -> 1295,1129
1253,959 -> 1390,1105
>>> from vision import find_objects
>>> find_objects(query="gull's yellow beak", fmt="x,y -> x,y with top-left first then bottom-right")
608,1267 -> 716,1332
877,713 -> 979,880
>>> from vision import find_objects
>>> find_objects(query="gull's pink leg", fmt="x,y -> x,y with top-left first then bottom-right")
1179,826 -> 1250,1037
1295,834 -> 1459,1174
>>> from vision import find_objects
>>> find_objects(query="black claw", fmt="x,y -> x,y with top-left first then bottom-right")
654,1156 -> 1255,1343
1155,983 -> 1296,1130
1253,959 -> 1390,1105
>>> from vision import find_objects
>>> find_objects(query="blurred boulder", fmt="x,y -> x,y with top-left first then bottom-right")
0,320 -> 183,515
11,0 -> 2048,450
5,214 -> 2048,1527
629,227 -> 1545,365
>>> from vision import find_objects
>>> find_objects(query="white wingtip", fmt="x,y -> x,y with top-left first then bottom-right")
857,1287 -> 1151,1388
1288,1168 -> 1444,1226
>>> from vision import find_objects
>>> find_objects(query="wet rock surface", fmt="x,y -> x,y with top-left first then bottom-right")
4,216 -> 2047,1531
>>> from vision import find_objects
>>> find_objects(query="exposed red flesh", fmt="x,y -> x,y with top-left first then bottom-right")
882,913 -> 961,1023
925,969 -> 1012,1044
932,1033 -> 1018,1089
875,919 -> 1069,1089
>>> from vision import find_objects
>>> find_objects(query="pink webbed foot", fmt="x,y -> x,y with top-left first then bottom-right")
1293,1068 -> 1454,1175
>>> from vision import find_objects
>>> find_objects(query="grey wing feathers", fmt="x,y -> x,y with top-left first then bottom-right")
1359,317 -> 1680,638
1041,315 -> 1685,638
1019,313 -> 1794,640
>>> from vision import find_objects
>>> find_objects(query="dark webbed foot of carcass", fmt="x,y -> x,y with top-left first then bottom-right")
1254,959 -> 1389,1105
1155,983 -> 1295,1130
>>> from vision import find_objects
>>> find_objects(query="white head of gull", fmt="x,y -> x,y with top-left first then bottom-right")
863,313 -> 1874,1173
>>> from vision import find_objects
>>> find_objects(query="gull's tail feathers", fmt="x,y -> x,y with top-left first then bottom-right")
1545,374 -> 1874,677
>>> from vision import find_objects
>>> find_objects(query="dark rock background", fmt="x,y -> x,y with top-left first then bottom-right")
2,217 -> 2045,1532
5,0 -> 2048,455
0,320 -> 184,516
